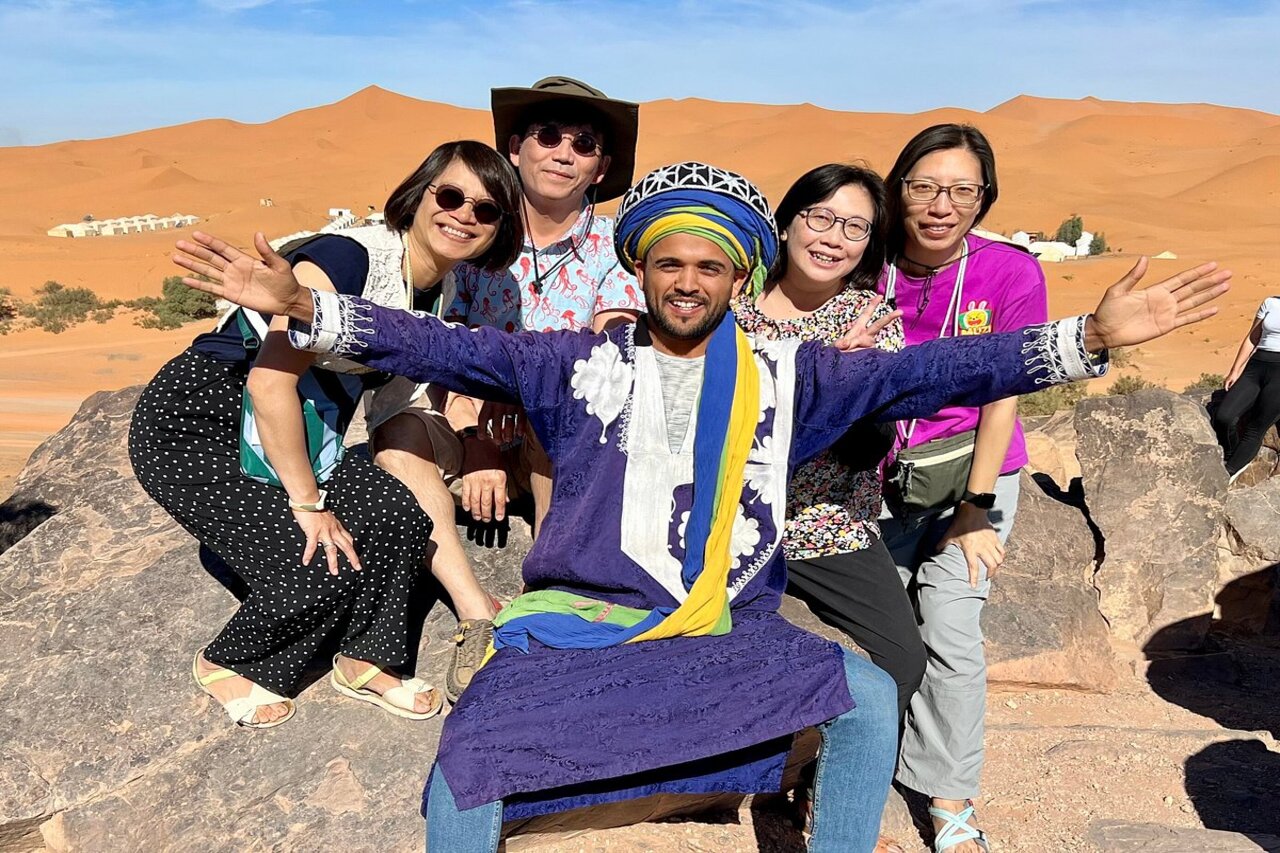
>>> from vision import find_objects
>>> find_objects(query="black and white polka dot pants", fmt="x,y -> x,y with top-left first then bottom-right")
128,349 -> 432,695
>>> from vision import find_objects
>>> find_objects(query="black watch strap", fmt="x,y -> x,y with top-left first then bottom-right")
961,490 -> 997,510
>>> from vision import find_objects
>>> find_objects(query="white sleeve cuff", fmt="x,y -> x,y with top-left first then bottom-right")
288,289 -> 362,355
1024,315 -> 1109,385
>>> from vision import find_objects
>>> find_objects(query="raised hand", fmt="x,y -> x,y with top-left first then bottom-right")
833,294 -> 904,353
1085,258 -> 1231,352
172,231 -> 311,321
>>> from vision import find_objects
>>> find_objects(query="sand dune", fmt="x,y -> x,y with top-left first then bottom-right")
0,88 -> 1275,488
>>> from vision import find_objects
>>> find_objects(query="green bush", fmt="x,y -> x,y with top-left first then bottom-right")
1183,373 -> 1225,396
1055,215 -> 1083,245
1110,375 -> 1158,395
133,276 -> 219,330
19,280 -> 116,333
1089,232 -> 1108,255
1019,382 -> 1089,416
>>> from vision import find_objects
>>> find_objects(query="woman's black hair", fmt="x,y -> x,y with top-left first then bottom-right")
383,140 -> 524,273
884,123 -> 999,259
769,163 -> 887,291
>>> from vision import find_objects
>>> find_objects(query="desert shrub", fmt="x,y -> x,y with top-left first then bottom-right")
1183,373 -> 1225,396
1089,232 -> 1108,255
1019,382 -> 1089,416
0,287 -> 17,334
20,281 -> 115,333
1109,347 -> 1132,368
0,287 -> 16,321
125,295 -> 161,310
134,276 -> 219,329
1110,375 -> 1158,395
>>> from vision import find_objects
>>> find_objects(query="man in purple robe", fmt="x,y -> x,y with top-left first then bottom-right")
173,161 -> 1229,852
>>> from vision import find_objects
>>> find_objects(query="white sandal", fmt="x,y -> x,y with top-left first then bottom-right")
191,649 -> 296,729
329,655 -> 442,720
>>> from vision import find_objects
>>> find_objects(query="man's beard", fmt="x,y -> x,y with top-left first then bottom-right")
644,293 -> 730,342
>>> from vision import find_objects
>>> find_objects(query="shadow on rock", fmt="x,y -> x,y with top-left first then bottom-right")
0,496 -> 57,555
1145,568 -> 1280,838
1184,739 -> 1280,837
1144,568 -> 1280,739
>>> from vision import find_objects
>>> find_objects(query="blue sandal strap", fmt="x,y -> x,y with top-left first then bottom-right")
929,803 -> 988,852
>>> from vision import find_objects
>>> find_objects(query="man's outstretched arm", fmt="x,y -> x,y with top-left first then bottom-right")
172,230 -> 570,406
791,258 -> 1231,463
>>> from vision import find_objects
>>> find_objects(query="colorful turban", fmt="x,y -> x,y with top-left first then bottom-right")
614,161 -> 779,299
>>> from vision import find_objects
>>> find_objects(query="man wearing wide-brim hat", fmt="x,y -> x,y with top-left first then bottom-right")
440,77 -> 643,698
448,75 -> 641,337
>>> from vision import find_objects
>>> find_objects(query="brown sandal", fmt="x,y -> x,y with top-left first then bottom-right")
446,618 -> 494,703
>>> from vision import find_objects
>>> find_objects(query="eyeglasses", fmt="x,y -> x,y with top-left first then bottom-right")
428,184 -> 503,225
527,124 -> 603,157
902,178 -> 986,207
799,207 -> 872,242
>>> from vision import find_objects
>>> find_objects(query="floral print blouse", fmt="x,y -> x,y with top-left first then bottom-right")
733,285 -> 905,559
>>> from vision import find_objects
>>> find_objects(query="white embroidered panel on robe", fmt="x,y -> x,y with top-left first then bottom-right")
618,338 -> 798,604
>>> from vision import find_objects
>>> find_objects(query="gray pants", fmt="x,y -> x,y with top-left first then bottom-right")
879,472 -> 1020,799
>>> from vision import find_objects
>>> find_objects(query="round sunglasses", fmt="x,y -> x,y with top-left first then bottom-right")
428,184 -> 504,225
527,124 -> 603,157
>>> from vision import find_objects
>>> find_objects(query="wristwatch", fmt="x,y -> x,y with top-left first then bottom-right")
960,490 -> 996,510
289,489 -> 328,513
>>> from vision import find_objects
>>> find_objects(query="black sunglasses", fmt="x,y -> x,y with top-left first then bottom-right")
528,124 -> 603,157
428,184 -> 503,225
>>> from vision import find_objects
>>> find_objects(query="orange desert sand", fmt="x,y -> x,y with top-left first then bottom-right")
1,87 -> 1277,495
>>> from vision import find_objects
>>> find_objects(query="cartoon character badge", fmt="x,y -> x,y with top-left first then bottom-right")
958,300 -> 994,335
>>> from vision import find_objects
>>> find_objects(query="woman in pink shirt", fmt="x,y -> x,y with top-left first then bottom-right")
876,124 -> 1048,853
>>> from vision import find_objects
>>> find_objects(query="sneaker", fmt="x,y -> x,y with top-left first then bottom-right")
446,619 -> 494,703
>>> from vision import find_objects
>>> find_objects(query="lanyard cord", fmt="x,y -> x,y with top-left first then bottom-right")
527,197 -> 595,294
888,236 -> 970,443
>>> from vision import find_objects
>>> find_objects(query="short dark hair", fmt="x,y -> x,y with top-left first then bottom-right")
884,123 -> 999,258
515,101 -> 608,152
383,140 -> 523,273
769,163 -> 888,291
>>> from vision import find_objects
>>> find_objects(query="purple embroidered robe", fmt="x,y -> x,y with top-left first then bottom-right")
291,292 -> 1104,816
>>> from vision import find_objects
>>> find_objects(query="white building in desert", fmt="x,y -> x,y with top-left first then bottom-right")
47,213 -> 199,238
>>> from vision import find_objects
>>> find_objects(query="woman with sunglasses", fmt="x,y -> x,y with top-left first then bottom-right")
128,140 -> 522,729
874,124 -> 1047,853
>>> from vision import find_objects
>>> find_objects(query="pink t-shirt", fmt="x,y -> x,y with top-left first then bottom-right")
877,234 -> 1049,474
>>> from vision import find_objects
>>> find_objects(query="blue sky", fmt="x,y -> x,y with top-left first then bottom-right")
3,0 -> 1277,146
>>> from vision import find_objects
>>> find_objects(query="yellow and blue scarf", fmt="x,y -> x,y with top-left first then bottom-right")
490,314 -> 757,652
490,164 -> 777,654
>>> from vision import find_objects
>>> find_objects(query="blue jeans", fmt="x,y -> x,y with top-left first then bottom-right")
424,650 -> 898,853
424,763 -> 502,853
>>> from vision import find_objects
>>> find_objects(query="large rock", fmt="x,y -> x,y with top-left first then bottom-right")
1021,409 -> 1081,488
1089,820 -> 1280,852
0,387 -> 527,852
1075,390 -> 1228,652
1224,478 -> 1280,565
983,473 -> 1117,692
